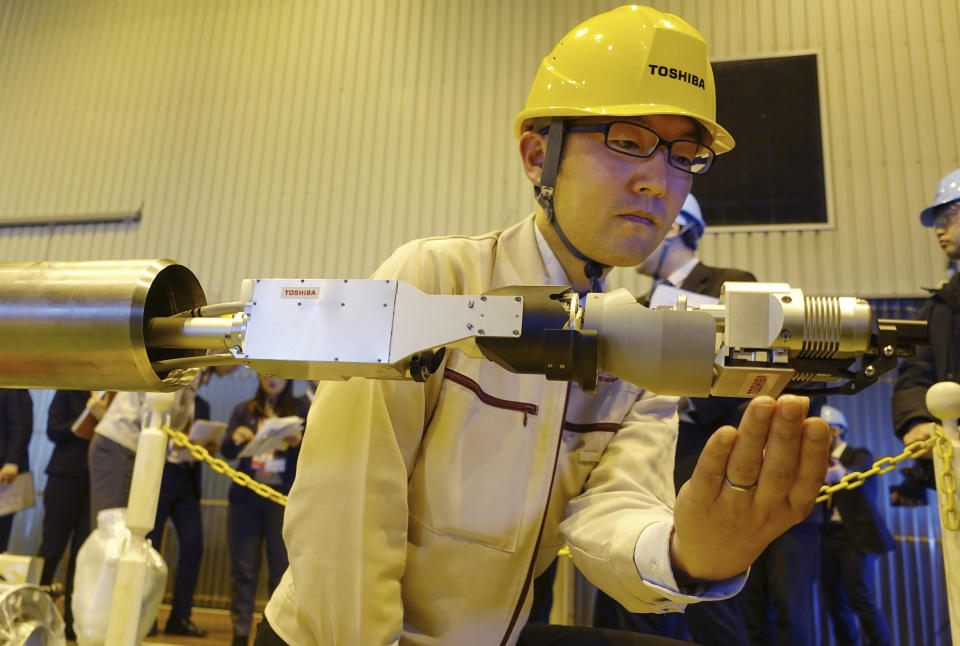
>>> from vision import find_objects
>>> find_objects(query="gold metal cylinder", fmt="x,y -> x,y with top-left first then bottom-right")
0,259 -> 206,391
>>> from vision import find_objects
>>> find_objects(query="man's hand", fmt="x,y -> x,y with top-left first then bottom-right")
670,395 -> 830,583
87,392 -> 108,420
0,463 -> 19,484
232,426 -> 255,445
903,422 -> 937,458
824,459 -> 846,486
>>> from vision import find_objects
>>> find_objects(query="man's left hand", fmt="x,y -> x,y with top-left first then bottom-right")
670,395 -> 829,583
0,463 -> 19,484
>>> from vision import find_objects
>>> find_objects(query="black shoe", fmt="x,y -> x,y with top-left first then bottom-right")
164,616 -> 208,637
233,635 -> 249,646
147,620 -> 158,637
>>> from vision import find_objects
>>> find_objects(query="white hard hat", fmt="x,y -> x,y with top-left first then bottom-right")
676,193 -> 705,239
820,404 -> 848,431
920,168 -> 960,226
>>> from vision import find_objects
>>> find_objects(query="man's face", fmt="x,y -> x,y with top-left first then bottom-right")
934,202 -> 960,260
551,114 -> 695,267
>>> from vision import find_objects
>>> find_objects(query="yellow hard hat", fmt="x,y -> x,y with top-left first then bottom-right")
514,5 -> 734,154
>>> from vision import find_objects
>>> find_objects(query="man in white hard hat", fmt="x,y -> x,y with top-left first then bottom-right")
594,194 -> 757,644
256,7 -> 830,645
819,405 -> 895,646
892,168 -> 960,494
635,193 -> 755,302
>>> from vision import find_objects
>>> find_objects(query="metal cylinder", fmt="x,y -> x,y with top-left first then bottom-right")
145,316 -> 237,350
0,260 -> 206,391
797,296 -> 872,358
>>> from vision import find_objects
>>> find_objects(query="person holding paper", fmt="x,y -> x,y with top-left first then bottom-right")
0,388 -> 32,550
220,374 -> 307,646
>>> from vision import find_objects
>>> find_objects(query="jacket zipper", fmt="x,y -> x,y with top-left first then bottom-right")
562,421 -> 622,434
499,384 -> 572,646
444,368 -> 539,425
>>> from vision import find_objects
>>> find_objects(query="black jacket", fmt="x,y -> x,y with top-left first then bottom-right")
892,274 -> 960,439
45,390 -> 91,478
824,444 -> 896,554
0,389 -> 32,472
678,261 -> 756,300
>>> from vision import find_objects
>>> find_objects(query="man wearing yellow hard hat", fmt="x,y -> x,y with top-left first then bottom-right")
256,7 -> 830,645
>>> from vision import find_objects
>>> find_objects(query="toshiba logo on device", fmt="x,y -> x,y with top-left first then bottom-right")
745,375 -> 768,396
281,287 -> 317,298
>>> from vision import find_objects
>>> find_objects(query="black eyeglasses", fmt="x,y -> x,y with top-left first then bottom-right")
563,120 -> 716,175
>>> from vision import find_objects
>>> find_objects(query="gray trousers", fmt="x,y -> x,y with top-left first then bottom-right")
87,433 -> 136,527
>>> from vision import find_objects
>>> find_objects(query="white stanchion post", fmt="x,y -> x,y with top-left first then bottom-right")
103,392 -> 175,646
925,381 -> 960,646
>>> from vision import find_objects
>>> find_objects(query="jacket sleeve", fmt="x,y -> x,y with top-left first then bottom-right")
274,242 -> 449,644
47,391 -> 81,444
2,390 -> 33,469
560,392 -> 700,611
892,301 -> 937,439
220,403 -> 250,460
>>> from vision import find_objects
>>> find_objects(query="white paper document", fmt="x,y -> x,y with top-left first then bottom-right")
238,416 -> 304,458
189,420 -> 228,446
0,473 -> 35,517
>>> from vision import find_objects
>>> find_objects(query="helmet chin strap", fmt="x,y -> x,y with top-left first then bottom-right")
535,117 -> 608,294
649,236 -> 674,281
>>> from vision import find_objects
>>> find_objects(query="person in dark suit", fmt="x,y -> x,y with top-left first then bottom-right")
595,194 -> 756,644
819,405 -> 894,646
145,393 -> 216,638
37,390 -> 93,641
0,389 -> 32,551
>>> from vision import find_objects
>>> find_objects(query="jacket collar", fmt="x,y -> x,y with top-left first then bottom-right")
490,213 -> 553,289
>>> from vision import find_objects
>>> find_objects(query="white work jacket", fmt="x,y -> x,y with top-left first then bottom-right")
266,215 -> 725,645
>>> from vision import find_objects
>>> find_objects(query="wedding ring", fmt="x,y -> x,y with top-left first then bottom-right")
723,475 -> 758,492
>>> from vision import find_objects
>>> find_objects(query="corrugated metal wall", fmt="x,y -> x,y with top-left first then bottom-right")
1,0 -> 959,637
0,0 -> 958,301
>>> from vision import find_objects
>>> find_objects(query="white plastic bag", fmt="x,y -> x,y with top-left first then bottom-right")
72,508 -> 167,646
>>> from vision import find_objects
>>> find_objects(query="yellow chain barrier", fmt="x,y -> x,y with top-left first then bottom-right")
934,429 -> 960,531
162,424 -> 959,529
816,435 -> 937,503
162,425 -> 288,507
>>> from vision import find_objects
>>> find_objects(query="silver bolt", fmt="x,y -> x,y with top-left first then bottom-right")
781,296 -> 792,304
478,329 -> 486,335
466,323 -> 474,331
864,365 -> 876,378
883,345 -> 894,357
515,296 -> 522,302
513,330 -> 520,335
468,300 -> 475,309
480,296 -> 487,302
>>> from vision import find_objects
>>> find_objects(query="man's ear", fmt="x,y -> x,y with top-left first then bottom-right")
519,131 -> 546,187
